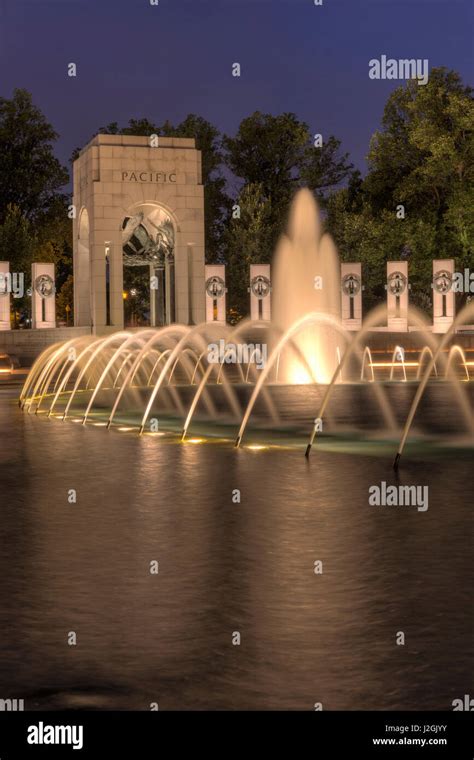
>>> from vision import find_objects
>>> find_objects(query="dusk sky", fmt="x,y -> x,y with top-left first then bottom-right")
1,0 -> 472,188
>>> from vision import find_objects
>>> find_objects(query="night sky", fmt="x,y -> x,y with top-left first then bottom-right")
0,0 -> 472,186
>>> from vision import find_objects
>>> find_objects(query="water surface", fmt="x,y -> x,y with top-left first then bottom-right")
1,388 -> 472,710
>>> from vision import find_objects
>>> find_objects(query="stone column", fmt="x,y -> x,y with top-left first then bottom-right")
249,264 -> 271,321
150,264 -> 158,327
31,263 -> 56,329
89,241 -> 107,331
174,231 -> 189,324
205,265 -> 226,322
386,261 -> 408,331
432,259 -> 455,334
88,232 -> 124,333
107,232 -> 125,330
340,263 -> 362,331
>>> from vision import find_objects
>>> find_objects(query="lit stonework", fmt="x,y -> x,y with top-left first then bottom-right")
73,134 -> 206,332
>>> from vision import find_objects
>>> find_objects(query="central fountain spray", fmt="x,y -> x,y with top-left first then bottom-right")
272,189 -> 341,384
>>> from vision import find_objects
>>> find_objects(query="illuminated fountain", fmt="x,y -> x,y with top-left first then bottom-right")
19,190 -> 474,466
272,188 -> 341,384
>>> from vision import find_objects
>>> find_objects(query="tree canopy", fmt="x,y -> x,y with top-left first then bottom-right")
0,89 -> 68,223
327,68 -> 474,312
224,111 -> 352,224
223,183 -> 273,320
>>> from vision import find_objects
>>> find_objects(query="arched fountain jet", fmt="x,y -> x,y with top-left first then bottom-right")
168,347 -> 209,385
305,303 -> 394,457
137,322 -> 254,435
360,346 -> 375,382
20,338 -> 85,411
180,317 -> 282,442
389,346 -> 407,382
416,346 -> 437,380
445,345 -> 470,381
82,327 -> 187,425
305,302 -> 473,458
234,312 -> 351,447
393,301 -> 474,469
47,339 -> 102,417
105,324 -> 219,430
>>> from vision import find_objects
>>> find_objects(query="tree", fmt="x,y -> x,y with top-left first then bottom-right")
34,195 -> 73,290
0,199 -> 73,326
300,135 -> 356,200
0,89 -> 69,223
0,90 -> 72,320
224,111 -> 352,245
365,68 -> 473,217
364,68 -> 474,289
224,112 -> 308,209
0,204 -> 37,274
161,115 -> 230,262
0,204 -> 37,325
56,273 -> 74,324
222,113 -> 352,319
327,68 -> 474,313
327,192 -> 437,312
223,183 -> 273,321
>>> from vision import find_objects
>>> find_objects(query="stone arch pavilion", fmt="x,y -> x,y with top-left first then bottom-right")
73,134 -> 206,332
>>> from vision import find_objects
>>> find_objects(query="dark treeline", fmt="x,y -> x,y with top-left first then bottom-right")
0,67 -> 472,324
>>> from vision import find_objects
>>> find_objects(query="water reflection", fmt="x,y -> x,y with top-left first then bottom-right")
0,389 -> 472,710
